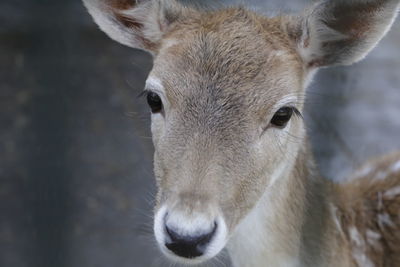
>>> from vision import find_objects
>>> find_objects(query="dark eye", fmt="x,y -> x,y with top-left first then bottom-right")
146,91 -> 163,113
270,107 -> 293,128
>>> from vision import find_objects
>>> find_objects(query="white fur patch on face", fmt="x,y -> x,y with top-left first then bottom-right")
227,153 -> 300,267
145,76 -> 164,92
153,205 -> 228,265
273,95 -> 298,110
165,211 -> 214,237
154,205 -> 168,247
267,158 -> 288,188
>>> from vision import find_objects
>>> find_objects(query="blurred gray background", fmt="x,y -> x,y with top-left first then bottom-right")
0,0 -> 399,266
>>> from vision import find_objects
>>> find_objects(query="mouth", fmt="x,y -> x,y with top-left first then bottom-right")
154,205 -> 228,265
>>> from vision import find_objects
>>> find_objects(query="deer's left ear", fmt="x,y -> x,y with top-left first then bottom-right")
288,0 -> 399,68
83,0 -> 186,54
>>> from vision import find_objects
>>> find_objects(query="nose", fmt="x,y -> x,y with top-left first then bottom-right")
165,222 -> 217,258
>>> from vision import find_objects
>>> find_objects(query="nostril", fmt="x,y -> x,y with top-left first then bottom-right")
166,223 -> 216,245
164,222 -> 217,258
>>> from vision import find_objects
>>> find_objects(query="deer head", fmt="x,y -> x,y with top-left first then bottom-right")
83,0 -> 399,264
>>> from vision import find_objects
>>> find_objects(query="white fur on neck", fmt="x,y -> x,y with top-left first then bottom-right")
227,158 -> 301,267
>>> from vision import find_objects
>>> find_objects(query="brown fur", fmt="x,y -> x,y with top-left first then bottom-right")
109,0 -> 135,10
83,1 -> 400,266
335,153 -> 400,266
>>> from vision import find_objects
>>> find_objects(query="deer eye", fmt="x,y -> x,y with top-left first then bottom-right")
146,91 -> 163,113
270,107 -> 293,128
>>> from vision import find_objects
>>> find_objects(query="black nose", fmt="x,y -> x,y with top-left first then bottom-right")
165,223 -> 217,258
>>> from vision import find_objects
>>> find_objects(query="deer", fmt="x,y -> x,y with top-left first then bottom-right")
83,0 -> 400,266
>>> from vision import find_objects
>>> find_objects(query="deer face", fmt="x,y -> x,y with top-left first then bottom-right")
84,0 -> 399,264
147,12 -> 305,263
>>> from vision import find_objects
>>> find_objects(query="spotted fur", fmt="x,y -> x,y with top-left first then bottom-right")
335,153 -> 400,267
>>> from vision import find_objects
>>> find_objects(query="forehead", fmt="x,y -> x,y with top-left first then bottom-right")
150,8 -> 303,111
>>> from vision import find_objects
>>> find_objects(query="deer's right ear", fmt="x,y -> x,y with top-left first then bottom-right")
83,0 -> 185,54
286,0 -> 399,68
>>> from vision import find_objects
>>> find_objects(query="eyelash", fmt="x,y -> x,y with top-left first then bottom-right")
291,107 -> 302,118
138,89 -> 152,98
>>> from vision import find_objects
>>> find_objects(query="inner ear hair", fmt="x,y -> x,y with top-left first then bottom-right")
294,0 -> 400,68
83,0 -> 187,53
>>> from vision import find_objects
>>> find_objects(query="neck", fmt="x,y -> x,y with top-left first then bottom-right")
227,142 -> 347,267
